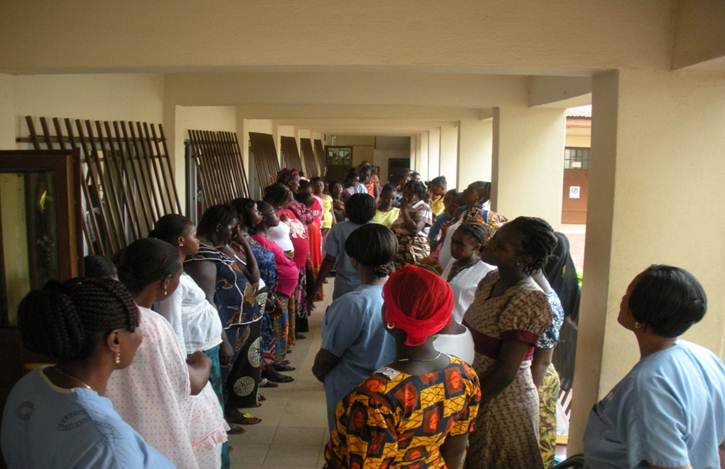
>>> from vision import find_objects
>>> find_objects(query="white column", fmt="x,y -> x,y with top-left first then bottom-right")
457,118 -> 493,190
417,131 -> 429,180
568,69 -> 725,452
491,106 -> 565,227
428,127 -> 441,180
439,124 -> 459,188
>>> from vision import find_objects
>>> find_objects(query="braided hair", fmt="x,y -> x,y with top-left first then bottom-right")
117,238 -> 182,294
506,216 -> 558,275
345,224 -> 398,278
17,278 -> 138,361
455,222 -> 493,247
404,180 -> 428,203
150,214 -> 193,246
263,183 -> 292,207
229,197 -> 257,229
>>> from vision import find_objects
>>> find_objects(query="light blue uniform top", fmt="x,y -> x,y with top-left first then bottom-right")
584,340 -> 725,469
321,283 -> 396,430
2,368 -> 174,469
324,221 -> 367,300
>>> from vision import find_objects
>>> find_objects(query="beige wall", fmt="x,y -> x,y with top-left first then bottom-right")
457,119 -> 493,190
492,107 -> 565,228
569,69 -> 725,452
0,75 -> 13,149
672,0 -> 725,69
428,127 -> 441,180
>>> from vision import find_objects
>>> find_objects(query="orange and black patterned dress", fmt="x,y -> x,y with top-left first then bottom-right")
324,356 -> 481,468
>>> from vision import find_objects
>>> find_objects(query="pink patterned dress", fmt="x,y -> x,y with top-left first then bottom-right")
106,306 -> 228,469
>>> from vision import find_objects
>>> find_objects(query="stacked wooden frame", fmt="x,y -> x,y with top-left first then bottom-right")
187,130 -> 249,210
313,139 -> 326,177
22,116 -> 180,257
280,136 -> 303,170
249,132 -> 280,190
299,138 -> 318,177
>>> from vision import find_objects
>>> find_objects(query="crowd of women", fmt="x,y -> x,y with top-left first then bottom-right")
2,162 -> 724,469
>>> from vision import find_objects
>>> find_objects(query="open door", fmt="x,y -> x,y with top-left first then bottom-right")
0,150 -> 83,416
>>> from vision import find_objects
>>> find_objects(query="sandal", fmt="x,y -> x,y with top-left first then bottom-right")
227,423 -> 246,435
273,363 -> 296,372
226,410 -> 262,425
263,369 -> 295,383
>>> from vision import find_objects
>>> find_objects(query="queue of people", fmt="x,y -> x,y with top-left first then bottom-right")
1,161 -> 723,469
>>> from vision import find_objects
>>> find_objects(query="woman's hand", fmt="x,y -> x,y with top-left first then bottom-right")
221,339 -> 235,367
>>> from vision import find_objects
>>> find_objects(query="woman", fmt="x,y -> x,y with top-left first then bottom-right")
312,193 -> 377,301
109,238 -> 228,469
545,232 -> 581,392
324,265 -> 481,468
312,223 -> 398,430
1,278 -> 173,468
311,177 -> 336,236
530,271 -> 565,468
584,265 -> 725,469
295,179 -> 324,300
391,180 -> 433,267
372,183 -> 400,228
253,201 -> 299,381
184,205 -> 263,424
231,198 -> 296,385
462,216 -> 557,469
265,182 -> 311,338
438,180 -> 507,269
330,181 -> 346,222
435,223 -> 495,365
427,175 -> 447,218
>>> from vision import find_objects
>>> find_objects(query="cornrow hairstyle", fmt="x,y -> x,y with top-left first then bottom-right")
404,180 -> 428,203
229,197 -> 257,229
345,224 -> 398,278
196,204 -> 236,239
150,214 -> 193,246
629,265 -> 707,338
17,277 -> 138,361
455,222 -> 493,246
469,181 -> 492,204
345,193 -> 376,224
83,255 -> 116,279
263,183 -> 292,206
506,216 -> 558,275
118,238 -> 182,294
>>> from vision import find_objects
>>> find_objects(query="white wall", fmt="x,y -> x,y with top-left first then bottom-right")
439,124 -> 459,189
428,127 -> 441,180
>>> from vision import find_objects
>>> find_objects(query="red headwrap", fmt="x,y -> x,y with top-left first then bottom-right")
382,265 -> 454,346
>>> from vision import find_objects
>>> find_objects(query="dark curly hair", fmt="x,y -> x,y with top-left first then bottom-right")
403,180 -> 428,203
150,214 -> 193,246
345,224 -> 398,278
17,278 -> 138,361
468,181 -> 492,204
629,265 -> 706,337
229,197 -> 258,230
196,204 -> 236,239
264,183 -> 292,206
506,216 -> 557,275
118,238 -> 182,294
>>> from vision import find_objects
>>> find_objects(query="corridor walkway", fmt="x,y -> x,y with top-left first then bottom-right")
229,284 -> 333,469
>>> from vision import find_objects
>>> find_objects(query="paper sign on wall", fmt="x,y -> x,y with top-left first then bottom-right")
569,186 -> 581,199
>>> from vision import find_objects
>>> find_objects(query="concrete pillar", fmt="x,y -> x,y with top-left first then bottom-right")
0,74 -> 14,149
568,70 -> 725,453
428,127 -> 441,180
409,135 -> 417,172
457,118 -> 492,190
417,131 -> 429,180
439,124 -> 458,188
491,106 -> 565,227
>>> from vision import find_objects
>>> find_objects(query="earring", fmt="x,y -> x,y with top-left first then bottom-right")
163,286 -> 168,296
386,322 -> 395,330
115,351 -> 121,365
634,321 -> 642,330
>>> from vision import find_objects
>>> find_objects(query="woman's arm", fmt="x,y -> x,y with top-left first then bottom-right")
481,339 -> 531,401
440,434 -> 468,468
226,239 -> 261,291
312,348 -> 340,383
184,260 -> 217,305
186,351 -> 211,395
531,347 -> 554,388
311,254 -> 336,299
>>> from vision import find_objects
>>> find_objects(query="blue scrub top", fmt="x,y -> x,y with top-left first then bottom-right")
324,221 -> 368,300
2,368 -> 174,468
321,283 -> 396,430
584,341 -> 725,469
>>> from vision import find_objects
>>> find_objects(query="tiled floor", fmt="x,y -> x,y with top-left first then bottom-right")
229,284 -> 332,469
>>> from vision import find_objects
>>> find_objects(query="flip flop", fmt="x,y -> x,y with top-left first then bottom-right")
227,423 -> 246,435
226,410 -> 262,425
